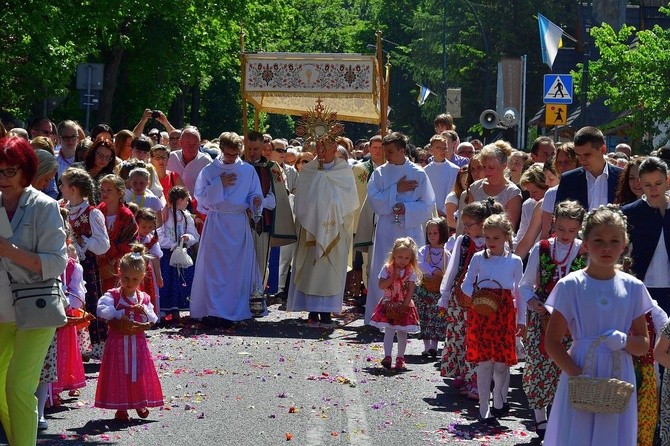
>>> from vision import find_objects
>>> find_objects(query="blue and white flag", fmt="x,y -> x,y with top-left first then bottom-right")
417,84 -> 433,106
538,13 -> 564,70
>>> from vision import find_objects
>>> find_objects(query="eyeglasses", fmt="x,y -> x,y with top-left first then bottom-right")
60,134 -> 78,142
152,155 -> 169,160
96,152 -> 113,162
273,148 -> 287,153
169,136 -> 180,141
462,221 -> 480,230
149,133 -> 160,139
0,167 -> 20,178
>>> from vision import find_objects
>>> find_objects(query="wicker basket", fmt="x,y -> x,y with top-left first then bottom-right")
108,317 -> 150,335
454,288 -> 472,308
384,300 -> 409,321
421,274 -> 442,293
568,337 -> 634,414
63,293 -> 95,329
471,279 -> 503,317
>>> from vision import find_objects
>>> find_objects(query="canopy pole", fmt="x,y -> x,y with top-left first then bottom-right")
376,31 -> 387,138
240,28 -> 249,140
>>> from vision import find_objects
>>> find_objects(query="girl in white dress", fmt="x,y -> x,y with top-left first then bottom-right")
544,205 -> 652,446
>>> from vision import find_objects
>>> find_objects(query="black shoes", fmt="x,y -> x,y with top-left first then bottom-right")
490,403 -> 510,418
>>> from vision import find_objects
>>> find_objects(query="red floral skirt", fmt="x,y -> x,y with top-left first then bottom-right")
465,289 -> 517,365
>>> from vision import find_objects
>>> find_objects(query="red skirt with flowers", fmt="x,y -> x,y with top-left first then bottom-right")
370,296 -> 421,333
465,288 -> 517,365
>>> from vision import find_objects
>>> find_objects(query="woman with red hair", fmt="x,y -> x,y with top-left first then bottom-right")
0,137 -> 67,445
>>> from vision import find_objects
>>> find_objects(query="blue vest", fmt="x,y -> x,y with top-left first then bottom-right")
621,198 -> 670,281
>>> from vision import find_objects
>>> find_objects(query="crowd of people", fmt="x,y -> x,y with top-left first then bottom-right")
1,109 -> 670,446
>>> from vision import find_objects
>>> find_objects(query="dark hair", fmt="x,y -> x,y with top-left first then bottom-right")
531,136 -> 554,156
638,156 -> 666,177
434,113 -> 454,130
369,135 -> 383,144
382,132 -> 408,151
425,217 -> 449,245
131,136 -> 152,153
168,185 -> 191,244
0,136 -> 38,186
574,126 -> 605,148
247,131 -> 264,143
91,123 -> 113,140
135,207 -> 157,223
461,198 -> 504,223
118,160 -> 148,181
84,138 -> 116,175
150,144 -> 170,157
615,156 -> 646,205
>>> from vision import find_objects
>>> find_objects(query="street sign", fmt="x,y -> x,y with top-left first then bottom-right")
76,63 -> 104,90
79,90 -> 100,111
543,74 -> 572,104
446,88 -> 461,118
545,104 -> 567,126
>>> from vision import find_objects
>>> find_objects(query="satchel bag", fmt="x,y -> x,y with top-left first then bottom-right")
169,240 -> 193,268
11,278 -> 68,329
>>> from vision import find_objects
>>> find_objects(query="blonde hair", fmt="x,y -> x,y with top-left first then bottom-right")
119,244 -> 149,274
519,163 -> 547,190
482,213 -> 514,256
385,237 -> 421,279
480,141 -> 513,165
554,200 -> 586,223
581,204 -> 628,244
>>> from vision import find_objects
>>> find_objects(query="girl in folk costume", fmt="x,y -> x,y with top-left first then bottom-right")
157,186 -> 199,324
438,199 -> 504,401
59,167 -> 110,360
543,205 -> 652,446
95,245 -> 163,422
36,213 -> 86,430
370,237 -> 422,371
124,167 -> 164,227
415,218 -> 450,358
134,208 -> 163,315
460,213 -> 523,425
96,174 -> 137,362
518,200 -> 587,441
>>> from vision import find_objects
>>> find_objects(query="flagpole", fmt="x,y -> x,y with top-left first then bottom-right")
580,0 -> 593,127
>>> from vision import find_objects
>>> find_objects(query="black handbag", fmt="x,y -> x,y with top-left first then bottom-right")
11,278 -> 68,329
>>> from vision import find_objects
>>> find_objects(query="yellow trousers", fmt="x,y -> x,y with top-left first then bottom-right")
0,323 -> 55,446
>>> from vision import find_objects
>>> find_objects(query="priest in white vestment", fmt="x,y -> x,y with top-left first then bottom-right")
190,132 -> 266,322
287,139 -> 359,324
364,132 -> 436,324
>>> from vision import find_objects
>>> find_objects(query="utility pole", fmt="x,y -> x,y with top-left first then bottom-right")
581,0 -> 593,127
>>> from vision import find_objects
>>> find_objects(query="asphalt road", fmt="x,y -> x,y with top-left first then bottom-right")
5,303 -> 543,445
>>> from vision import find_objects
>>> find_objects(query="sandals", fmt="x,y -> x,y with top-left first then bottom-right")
535,421 -> 548,440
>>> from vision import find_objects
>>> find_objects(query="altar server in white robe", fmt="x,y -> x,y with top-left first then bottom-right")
190,132 -> 266,321
287,137 -> 359,324
365,132 -> 436,324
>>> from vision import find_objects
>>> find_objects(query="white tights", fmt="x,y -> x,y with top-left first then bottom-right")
36,382 -> 49,422
383,329 -> 408,358
476,360 -> 510,418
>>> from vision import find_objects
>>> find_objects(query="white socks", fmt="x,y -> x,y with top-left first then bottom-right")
477,361 -> 493,418
383,329 -> 408,358
492,362 -> 508,409
534,408 -> 547,423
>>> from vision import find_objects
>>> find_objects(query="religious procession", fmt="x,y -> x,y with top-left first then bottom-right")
2,1 -> 670,445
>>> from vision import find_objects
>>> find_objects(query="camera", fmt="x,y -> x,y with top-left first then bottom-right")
152,110 -> 160,119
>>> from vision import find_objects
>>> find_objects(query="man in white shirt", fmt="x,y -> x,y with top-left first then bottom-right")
555,126 -> 622,211
167,126 -> 212,196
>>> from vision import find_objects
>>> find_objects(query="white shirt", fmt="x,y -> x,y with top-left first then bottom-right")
513,198 -> 538,247
167,151 -> 212,195
644,228 -> 670,288
541,186 -> 558,213
586,163 -> 610,210
424,159 -> 459,215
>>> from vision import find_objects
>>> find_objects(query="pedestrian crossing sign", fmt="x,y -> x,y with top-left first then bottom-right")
543,74 -> 573,104
545,104 -> 567,126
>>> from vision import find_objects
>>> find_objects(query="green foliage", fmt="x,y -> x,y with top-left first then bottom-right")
577,9 -> 670,141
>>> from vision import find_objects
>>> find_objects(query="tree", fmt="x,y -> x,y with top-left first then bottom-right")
575,7 -> 670,144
